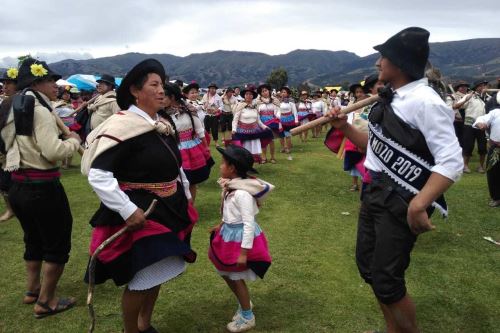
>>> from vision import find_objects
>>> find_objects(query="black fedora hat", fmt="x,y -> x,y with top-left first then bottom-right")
97,74 -> 116,87
225,87 -> 234,93
280,86 -> 291,95
207,82 -> 218,89
0,68 -> 19,83
349,82 -> 363,94
116,58 -> 166,110
16,57 -> 61,90
363,74 -> 380,93
182,81 -> 200,94
374,27 -> 430,80
257,83 -> 271,95
240,85 -> 258,99
472,80 -> 488,90
453,80 -> 469,90
217,145 -> 258,175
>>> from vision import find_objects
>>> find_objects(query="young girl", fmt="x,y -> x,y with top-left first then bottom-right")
164,82 -> 214,202
209,145 -> 274,333
278,86 -> 298,160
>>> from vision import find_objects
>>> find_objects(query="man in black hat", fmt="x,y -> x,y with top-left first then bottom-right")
221,87 -> 237,145
2,57 -> 81,317
88,74 -> 120,130
451,80 -> 487,173
202,82 -> 223,146
329,27 -> 463,332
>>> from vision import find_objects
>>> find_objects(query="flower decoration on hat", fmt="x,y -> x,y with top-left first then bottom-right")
6,68 -> 18,79
30,63 -> 48,77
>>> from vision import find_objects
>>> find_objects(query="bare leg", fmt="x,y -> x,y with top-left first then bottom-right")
189,184 -> 197,203
378,301 -> 401,333
138,286 -> 161,331
0,194 -> 15,222
122,288 -> 147,333
34,262 -> 68,310
386,294 -> 419,333
279,138 -> 285,152
270,141 -> 276,160
479,154 -> 486,169
463,155 -> 470,170
24,260 -> 42,303
223,277 -> 251,310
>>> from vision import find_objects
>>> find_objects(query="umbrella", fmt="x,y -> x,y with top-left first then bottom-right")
56,79 -> 76,87
67,74 -> 98,91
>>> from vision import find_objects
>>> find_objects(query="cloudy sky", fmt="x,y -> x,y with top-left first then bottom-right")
1,0 -> 498,67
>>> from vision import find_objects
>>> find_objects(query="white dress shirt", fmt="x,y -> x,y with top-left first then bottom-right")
364,78 -> 464,182
223,189 -> 259,249
88,105 -> 191,221
474,108 -> 500,142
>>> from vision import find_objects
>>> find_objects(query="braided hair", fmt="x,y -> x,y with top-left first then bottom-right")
164,82 -> 197,139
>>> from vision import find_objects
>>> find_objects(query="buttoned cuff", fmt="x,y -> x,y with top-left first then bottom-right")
119,201 -> 138,221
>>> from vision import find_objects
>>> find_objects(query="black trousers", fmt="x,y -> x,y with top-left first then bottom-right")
356,177 -> 417,305
462,125 -> 487,156
204,115 -> 220,141
453,121 -> 464,148
9,180 -> 73,264
220,112 -> 233,132
487,146 -> 500,201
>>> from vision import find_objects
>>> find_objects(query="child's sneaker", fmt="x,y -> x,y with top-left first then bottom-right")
232,301 -> 254,321
226,315 -> 256,332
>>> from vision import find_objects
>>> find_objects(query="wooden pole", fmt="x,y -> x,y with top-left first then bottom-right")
290,94 -> 380,136
87,199 -> 158,333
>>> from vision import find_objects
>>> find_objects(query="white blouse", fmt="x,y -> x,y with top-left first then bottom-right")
223,189 -> 259,249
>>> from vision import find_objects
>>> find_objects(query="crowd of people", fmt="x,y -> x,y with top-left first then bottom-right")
0,25 -> 499,333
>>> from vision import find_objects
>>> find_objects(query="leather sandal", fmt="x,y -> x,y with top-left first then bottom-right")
34,297 -> 76,319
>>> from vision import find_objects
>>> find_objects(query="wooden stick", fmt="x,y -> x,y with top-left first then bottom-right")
290,94 -> 380,136
54,114 -> 85,155
87,199 -> 158,333
485,89 -> 500,93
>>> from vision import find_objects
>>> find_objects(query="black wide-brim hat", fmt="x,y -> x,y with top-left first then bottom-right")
472,80 -> 488,90
182,81 -> 200,94
280,86 -> 291,95
374,27 -> 430,80
97,74 -> 116,86
240,85 -> 258,99
257,83 -> 271,95
117,58 -> 166,110
207,82 -> 218,89
217,145 -> 258,175
16,57 -> 61,90
349,83 -> 363,94
363,74 -> 380,93
0,70 -> 18,83
453,81 -> 469,90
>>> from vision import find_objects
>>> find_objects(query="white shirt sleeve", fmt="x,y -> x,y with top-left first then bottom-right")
417,101 -> 464,182
473,112 -> 492,128
178,168 -> 192,201
88,168 -> 138,221
234,191 -> 257,249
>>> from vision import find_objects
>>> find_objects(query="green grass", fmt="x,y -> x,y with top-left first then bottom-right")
0,137 -> 498,333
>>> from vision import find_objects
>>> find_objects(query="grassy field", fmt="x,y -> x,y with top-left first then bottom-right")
0,136 -> 498,333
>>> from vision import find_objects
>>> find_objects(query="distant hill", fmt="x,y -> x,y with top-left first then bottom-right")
13,38 -> 500,88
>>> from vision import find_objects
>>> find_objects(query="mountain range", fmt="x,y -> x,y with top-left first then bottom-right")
13,38 -> 500,88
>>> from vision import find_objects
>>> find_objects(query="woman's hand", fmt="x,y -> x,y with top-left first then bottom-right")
476,122 -> 488,131
236,249 -> 248,266
125,208 -> 146,231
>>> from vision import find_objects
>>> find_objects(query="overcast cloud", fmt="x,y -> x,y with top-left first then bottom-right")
0,0 -> 498,67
